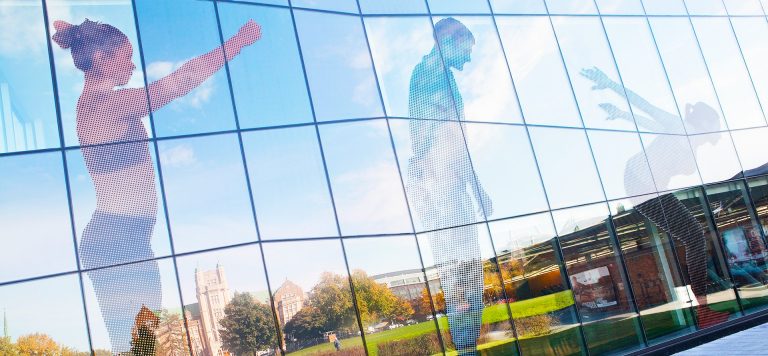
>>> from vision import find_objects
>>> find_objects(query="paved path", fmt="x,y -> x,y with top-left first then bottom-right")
675,322 -> 768,355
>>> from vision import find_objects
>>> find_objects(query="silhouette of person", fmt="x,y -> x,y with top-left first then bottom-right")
581,67 -> 730,328
53,18 -> 260,353
407,18 -> 492,354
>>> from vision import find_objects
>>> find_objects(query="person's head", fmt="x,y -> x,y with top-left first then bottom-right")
685,102 -> 722,145
52,19 -> 135,86
434,18 -> 475,71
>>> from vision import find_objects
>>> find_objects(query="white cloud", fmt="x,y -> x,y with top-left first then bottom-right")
160,144 -> 197,168
0,4 -> 51,57
146,59 -> 216,110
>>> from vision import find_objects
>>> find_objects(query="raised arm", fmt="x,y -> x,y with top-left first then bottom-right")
113,20 -> 261,120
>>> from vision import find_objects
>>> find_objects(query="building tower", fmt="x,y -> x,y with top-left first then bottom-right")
195,264 -> 231,356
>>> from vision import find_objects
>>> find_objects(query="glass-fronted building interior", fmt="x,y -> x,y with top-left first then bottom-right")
3,0 -> 768,355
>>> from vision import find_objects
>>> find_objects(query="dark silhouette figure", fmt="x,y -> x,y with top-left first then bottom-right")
53,18 -> 260,352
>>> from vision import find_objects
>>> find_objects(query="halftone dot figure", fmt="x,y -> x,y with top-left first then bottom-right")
406,18 -> 492,355
581,67 -> 729,329
52,18 -> 260,353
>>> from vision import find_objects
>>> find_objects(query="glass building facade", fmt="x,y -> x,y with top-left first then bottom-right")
2,0 -> 768,355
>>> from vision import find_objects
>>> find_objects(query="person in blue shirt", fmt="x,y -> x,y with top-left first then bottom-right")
407,18 -> 492,354
53,18 -> 260,353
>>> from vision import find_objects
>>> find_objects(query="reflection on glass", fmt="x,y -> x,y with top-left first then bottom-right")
496,16 -> 581,127
551,17 -> 635,131
595,0 -> 644,14
292,0 -> 359,13
731,17 -> 768,119
670,187 -> 742,325
684,0 -> 727,14
84,258 -> 188,354
219,2 -> 313,128
528,127 -> 604,209
427,0 -> 490,14
705,181 -> 768,313
490,0 -> 547,14
609,197 -> 696,344
723,0 -> 765,15
731,127 -> 768,176
602,17 -> 683,135
640,133 -> 702,192
691,18 -> 766,129
0,1 -> 58,153
176,245 -> 279,356
488,213 -> 587,356
552,204 -> 645,355
417,225 -> 519,355
433,16 -> 522,123
642,0 -> 687,15
343,236 -> 444,355
0,275 -> 91,354
689,132 -> 743,184
545,0 -> 598,14
51,12 -> 258,353
294,10 -> 383,121
0,153 -> 76,283
359,0 -> 428,14
464,123 -> 548,219
159,134 -> 258,253
320,120 -> 411,236
243,127 -> 337,239
587,130 -> 655,200
262,240 -> 365,355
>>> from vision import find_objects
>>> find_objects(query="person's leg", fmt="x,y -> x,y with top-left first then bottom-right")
80,212 -> 162,353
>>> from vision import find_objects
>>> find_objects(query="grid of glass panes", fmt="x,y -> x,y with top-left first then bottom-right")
2,0 -> 768,355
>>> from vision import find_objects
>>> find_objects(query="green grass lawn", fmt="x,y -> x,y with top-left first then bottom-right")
288,291 -> 575,355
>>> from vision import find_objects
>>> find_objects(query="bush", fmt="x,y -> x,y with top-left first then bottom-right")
377,333 -> 443,356
515,314 -> 558,338
307,345 -> 366,356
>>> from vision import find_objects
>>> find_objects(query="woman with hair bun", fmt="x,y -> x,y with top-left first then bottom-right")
53,18 -> 260,353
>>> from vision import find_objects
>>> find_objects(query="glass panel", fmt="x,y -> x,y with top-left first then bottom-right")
135,0 -> 239,137
360,0 -> 428,14
528,127 -> 605,209
609,197 -> 697,344
417,223 -> 519,355
66,145 -> 172,268
292,0 -> 359,13
723,0 -> 765,15
684,0 -> 727,15
545,0 -> 598,14
490,0 -> 547,14
587,130 -> 656,200
239,0 -> 288,5
496,16 -> 581,127
84,258 -> 188,354
691,18 -> 766,129
343,235 -> 444,355
176,245 -> 280,356
0,152 -> 76,283
242,127 -> 337,239
218,2 -> 313,128
640,133 -> 702,191
0,0 -> 59,153
364,16 -> 435,118
705,181 -> 768,313
427,0 -> 491,14
642,0 -> 687,15
294,10 -> 383,121
46,0 -> 146,147
670,187 -> 741,325
603,17 -> 685,135
647,17 -> 727,135
731,18 -> 768,121
689,132 -> 743,184
464,122 -> 549,219
595,0 -> 644,14
262,240 -> 365,355
432,16 -> 523,123
488,213 -> 587,356
320,120 -> 412,236
0,275 -> 91,354
158,134 -> 257,253
551,203 -> 645,355
551,16 -> 637,131
731,127 -> 768,176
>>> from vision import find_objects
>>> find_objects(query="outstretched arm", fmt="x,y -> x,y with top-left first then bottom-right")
599,103 -> 662,132
114,20 -> 261,120
580,67 -> 681,131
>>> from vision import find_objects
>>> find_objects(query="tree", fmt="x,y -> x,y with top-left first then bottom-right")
16,333 -> 60,355
421,287 -> 445,315
220,292 -> 278,356
307,272 -> 357,333
155,310 -> 189,356
283,305 -> 325,341
130,306 -> 159,356
0,336 -> 19,356
351,270 -> 413,325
